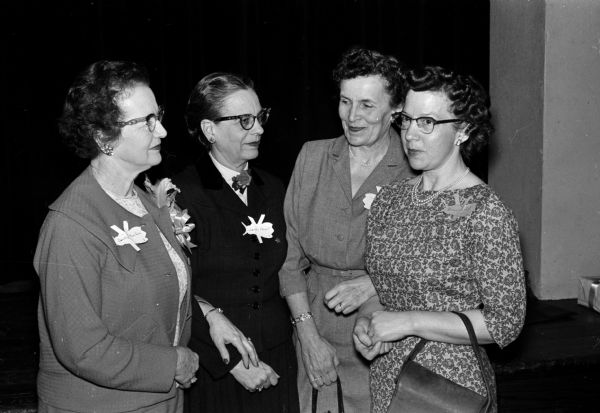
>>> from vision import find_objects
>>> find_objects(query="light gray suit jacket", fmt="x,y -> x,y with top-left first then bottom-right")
34,167 -> 191,412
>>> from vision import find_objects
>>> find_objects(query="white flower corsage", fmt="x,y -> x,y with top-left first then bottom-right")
145,177 -> 197,252
111,221 -> 148,251
363,186 -> 382,210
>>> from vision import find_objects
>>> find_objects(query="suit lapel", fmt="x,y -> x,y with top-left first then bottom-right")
50,168 -> 149,274
246,168 -> 267,212
194,152 -> 252,215
137,185 -> 191,345
352,130 -> 406,201
329,137 -> 353,203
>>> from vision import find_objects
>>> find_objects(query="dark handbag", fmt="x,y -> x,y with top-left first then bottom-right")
387,311 -> 493,413
312,377 -> 345,413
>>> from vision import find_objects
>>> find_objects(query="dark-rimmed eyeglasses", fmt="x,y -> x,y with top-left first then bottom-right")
116,107 -> 165,132
392,112 -> 463,134
214,107 -> 271,130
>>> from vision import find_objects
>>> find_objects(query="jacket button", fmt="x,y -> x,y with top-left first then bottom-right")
336,234 -> 344,241
251,285 -> 261,293
253,269 -> 261,277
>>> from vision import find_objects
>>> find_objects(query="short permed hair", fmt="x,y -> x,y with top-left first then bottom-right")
332,48 -> 406,108
405,66 -> 493,161
58,60 -> 150,159
185,72 -> 255,149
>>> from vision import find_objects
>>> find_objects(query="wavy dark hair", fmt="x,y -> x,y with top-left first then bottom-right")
332,48 -> 406,108
405,66 -> 493,161
185,72 -> 254,149
57,60 -> 150,159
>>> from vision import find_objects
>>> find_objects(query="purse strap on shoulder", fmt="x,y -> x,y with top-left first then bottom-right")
451,311 -> 494,411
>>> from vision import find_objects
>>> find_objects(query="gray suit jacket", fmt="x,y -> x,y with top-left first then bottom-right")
34,167 -> 191,412
279,132 -> 413,296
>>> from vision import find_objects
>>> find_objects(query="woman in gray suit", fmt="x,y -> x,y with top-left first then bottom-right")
35,60 -> 256,412
279,48 -> 413,412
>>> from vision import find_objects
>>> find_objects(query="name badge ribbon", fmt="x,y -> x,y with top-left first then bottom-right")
363,186 -> 382,210
242,214 -> 274,244
111,221 -> 148,251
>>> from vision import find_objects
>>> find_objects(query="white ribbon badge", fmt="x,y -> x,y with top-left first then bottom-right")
242,214 -> 274,243
111,221 -> 148,251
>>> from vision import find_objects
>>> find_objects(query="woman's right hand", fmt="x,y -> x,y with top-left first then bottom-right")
205,310 -> 259,368
230,360 -> 280,392
298,333 -> 339,389
174,346 -> 199,389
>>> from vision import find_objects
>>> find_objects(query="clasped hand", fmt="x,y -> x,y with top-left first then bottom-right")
230,359 -> 280,392
323,275 -> 376,315
175,346 -> 199,388
353,310 -> 411,360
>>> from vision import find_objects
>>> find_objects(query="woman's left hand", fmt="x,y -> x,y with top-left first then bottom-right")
206,311 -> 259,369
368,310 -> 413,343
324,275 -> 376,315
353,315 -> 392,360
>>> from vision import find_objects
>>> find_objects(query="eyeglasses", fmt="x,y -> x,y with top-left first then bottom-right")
214,107 -> 271,130
392,112 -> 463,134
116,107 -> 165,132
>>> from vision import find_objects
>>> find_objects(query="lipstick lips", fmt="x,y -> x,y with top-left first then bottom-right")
348,126 -> 365,133
150,144 -> 161,150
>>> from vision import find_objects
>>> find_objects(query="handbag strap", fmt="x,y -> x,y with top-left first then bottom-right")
400,312 -> 493,411
311,377 -> 345,413
451,311 -> 493,411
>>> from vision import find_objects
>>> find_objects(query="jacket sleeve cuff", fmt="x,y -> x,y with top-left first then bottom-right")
278,269 -> 308,297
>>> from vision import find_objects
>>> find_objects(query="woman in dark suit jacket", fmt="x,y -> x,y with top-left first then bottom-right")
173,73 -> 299,413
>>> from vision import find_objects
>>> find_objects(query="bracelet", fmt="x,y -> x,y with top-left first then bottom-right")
291,312 -> 313,326
204,307 -> 224,318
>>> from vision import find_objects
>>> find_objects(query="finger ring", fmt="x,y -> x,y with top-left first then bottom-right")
247,338 -> 252,342
190,377 -> 197,384
337,304 -> 342,309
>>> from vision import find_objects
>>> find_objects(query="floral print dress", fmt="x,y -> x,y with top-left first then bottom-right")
365,179 -> 526,413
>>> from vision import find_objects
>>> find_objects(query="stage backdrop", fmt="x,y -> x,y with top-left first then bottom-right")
4,0 -> 489,284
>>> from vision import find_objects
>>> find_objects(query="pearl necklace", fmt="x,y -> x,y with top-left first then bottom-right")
411,168 -> 470,206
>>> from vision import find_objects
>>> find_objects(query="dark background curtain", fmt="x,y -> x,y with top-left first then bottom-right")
3,0 -> 489,284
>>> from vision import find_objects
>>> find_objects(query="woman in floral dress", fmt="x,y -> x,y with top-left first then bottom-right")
353,66 -> 526,412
